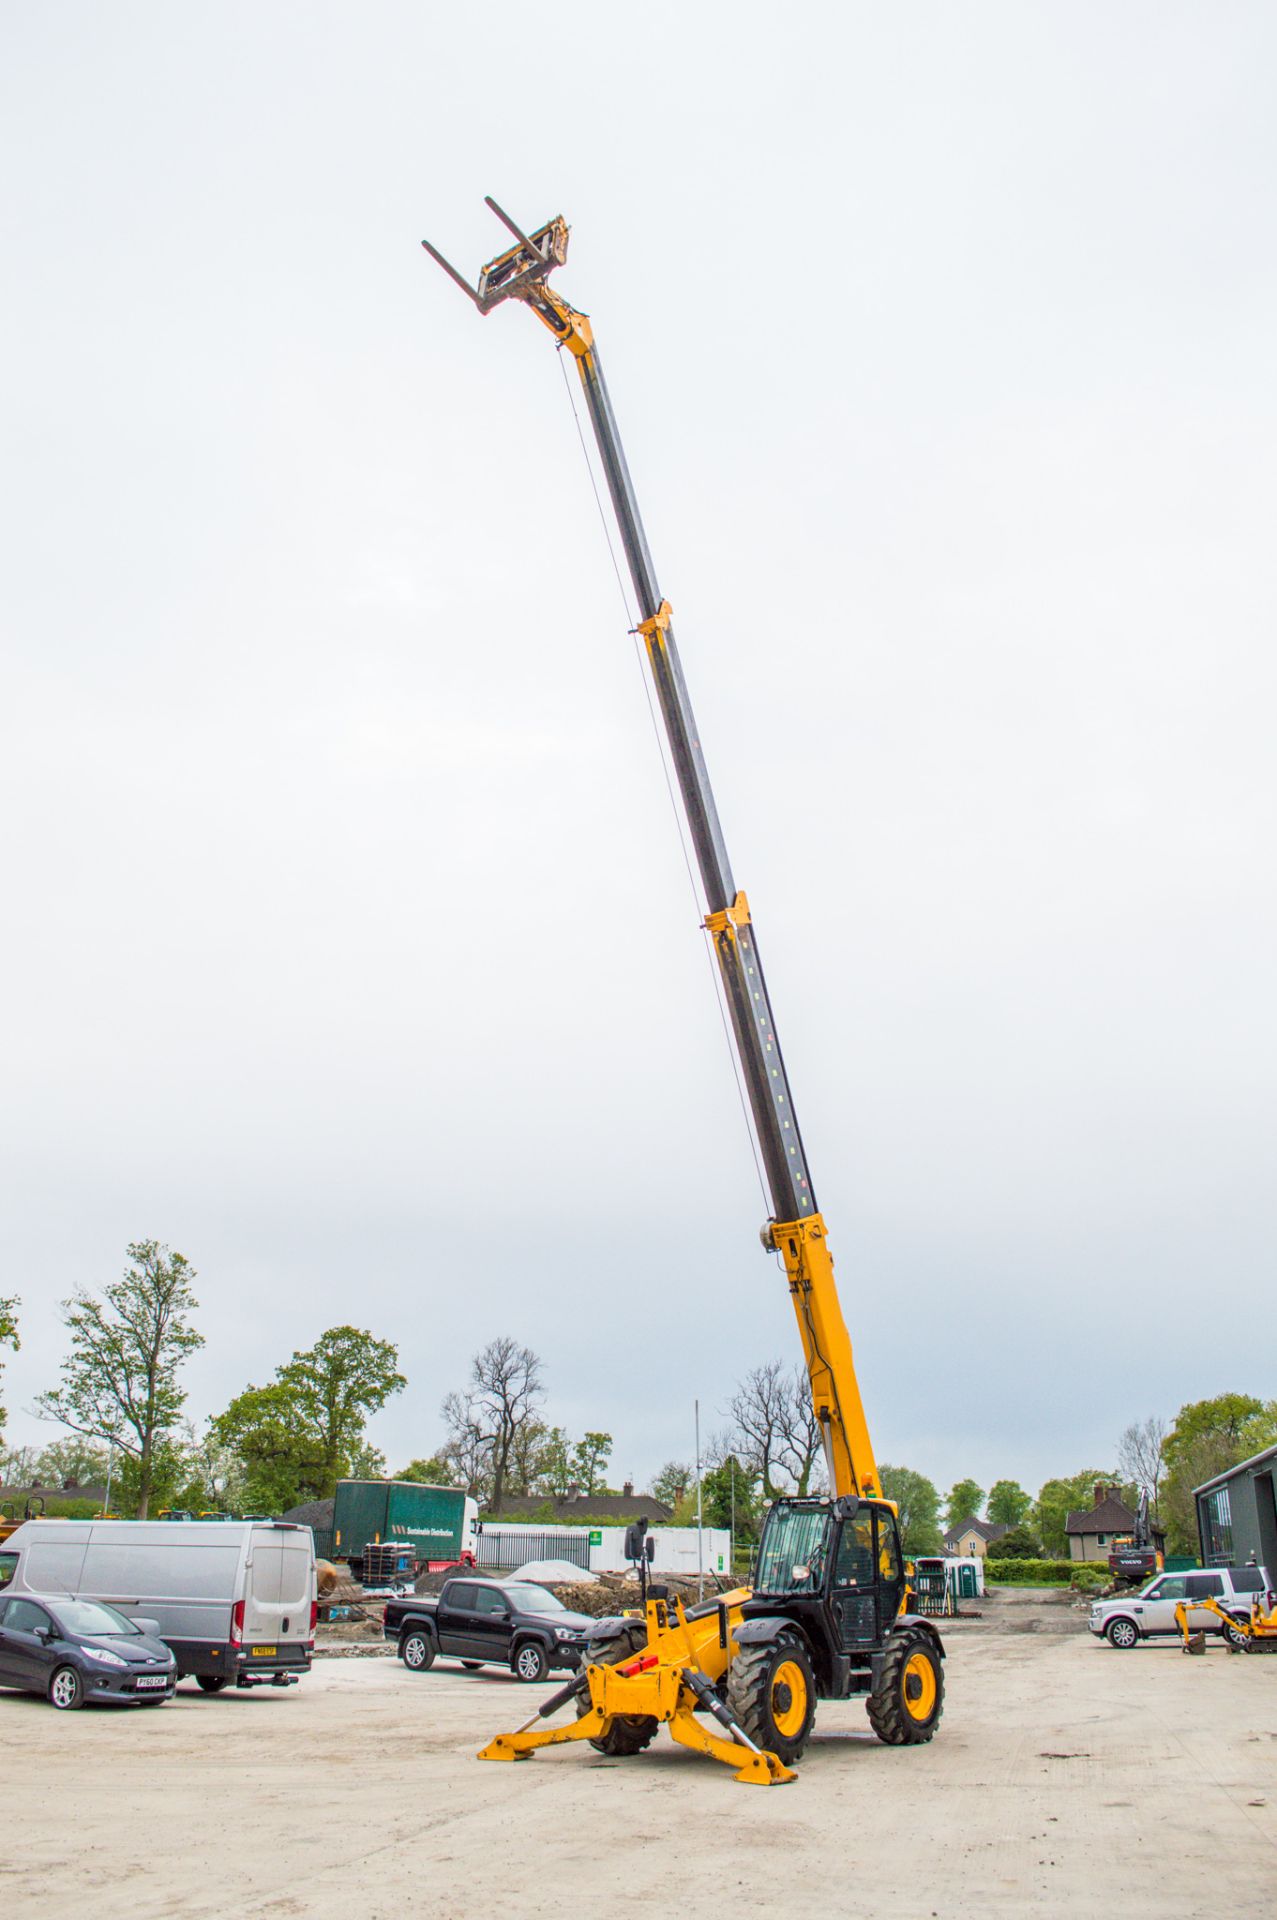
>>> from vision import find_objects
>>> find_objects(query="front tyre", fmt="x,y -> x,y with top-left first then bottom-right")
1106,1617 -> 1139,1650
867,1631 -> 944,1746
725,1633 -> 817,1766
513,1640 -> 548,1683
49,1665 -> 85,1712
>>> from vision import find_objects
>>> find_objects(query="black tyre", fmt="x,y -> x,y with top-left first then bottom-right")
461,1660 -> 483,1671
512,1639 -> 548,1683
867,1631 -> 944,1746
49,1665 -> 85,1712
197,1676 -> 229,1694
399,1630 -> 435,1672
724,1632 -> 817,1766
1106,1617 -> 1139,1650
576,1621 -> 658,1756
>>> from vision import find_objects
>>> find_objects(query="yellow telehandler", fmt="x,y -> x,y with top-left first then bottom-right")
421,203 -> 946,1784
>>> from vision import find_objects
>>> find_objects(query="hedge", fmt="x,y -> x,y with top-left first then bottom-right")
985,1558 -> 1105,1587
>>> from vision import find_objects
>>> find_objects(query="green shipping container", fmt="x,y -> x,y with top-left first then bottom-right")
332,1480 -> 470,1566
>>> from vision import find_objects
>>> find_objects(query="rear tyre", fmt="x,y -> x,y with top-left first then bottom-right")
197,1676 -> 229,1694
399,1630 -> 434,1672
49,1665 -> 85,1712
725,1633 -> 817,1765
1106,1617 -> 1139,1650
513,1640 -> 548,1683
1221,1617 -> 1248,1651
867,1631 -> 944,1746
577,1622 -> 658,1756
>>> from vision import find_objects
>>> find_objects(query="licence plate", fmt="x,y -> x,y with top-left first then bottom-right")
135,1675 -> 168,1690
250,1645 -> 277,1657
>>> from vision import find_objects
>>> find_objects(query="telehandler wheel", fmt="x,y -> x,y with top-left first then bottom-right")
576,1621 -> 658,1756
724,1632 -> 816,1765
867,1631 -> 944,1746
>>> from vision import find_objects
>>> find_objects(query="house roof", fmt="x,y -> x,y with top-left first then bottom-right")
943,1517 -> 1008,1544
491,1493 -> 673,1523
1066,1495 -> 1135,1534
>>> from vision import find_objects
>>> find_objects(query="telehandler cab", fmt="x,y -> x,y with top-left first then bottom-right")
421,201 -> 946,1784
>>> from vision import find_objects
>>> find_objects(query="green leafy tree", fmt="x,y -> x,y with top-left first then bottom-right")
652,1459 -> 692,1508
571,1431 -> 613,1497
701,1453 -> 759,1540
944,1479 -> 985,1530
214,1327 -> 405,1512
397,1456 -> 452,1485
0,1295 -> 18,1441
30,1437 -> 112,1498
1161,1394 -> 1277,1555
34,1241 -> 204,1518
1032,1470 -> 1117,1558
213,1382 -> 322,1513
533,1427 -> 574,1501
879,1464 -> 943,1556
991,1524 -> 1042,1560
987,1479 -> 1031,1527
276,1327 -> 405,1497
346,1441 -> 388,1481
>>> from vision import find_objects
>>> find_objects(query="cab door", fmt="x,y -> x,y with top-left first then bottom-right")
436,1582 -> 482,1657
1132,1573 -> 1186,1633
873,1510 -> 907,1632
0,1598 -> 55,1690
830,1514 -> 879,1649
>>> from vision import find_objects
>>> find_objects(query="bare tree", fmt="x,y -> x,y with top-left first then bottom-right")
727,1362 -> 789,1498
439,1389 -> 494,1502
775,1364 -> 825,1495
728,1361 -> 827,1496
442,1338 -> 545,1513
1117,1414 -> 1168,1514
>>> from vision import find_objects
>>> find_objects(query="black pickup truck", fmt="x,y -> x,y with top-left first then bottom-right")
384,1575 -> 594,1682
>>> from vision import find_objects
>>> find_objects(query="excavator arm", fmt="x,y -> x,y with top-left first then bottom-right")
423,201 -> 880,1503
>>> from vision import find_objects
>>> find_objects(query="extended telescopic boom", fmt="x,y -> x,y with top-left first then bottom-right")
423,202 -> 882,1503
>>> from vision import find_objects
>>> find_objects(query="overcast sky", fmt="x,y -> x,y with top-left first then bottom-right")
2,3 -> 1273,1503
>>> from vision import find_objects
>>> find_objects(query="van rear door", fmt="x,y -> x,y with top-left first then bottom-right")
241,1527 -> 314,1671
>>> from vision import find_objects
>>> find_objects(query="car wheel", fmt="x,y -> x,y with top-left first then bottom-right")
513,1640 -> 548,1683
49,1665 -> 85,1711
197,1676 -> 229,1693
399,1630 -> 435,1672
461,1661 -> 483,1670
1221,1616 -> 1248,1651
1106,1617 -> 1139,1650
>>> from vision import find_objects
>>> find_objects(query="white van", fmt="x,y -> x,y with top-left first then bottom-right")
0,1519 -> 316,1692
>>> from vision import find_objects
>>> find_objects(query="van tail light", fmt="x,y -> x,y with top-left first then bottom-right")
309,1600 -> 319,1649
230,1599 -> 245,1648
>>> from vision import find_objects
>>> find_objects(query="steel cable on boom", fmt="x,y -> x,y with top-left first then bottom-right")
556,349 -> 772,1216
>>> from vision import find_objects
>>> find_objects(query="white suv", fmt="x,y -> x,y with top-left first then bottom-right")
1089,1565 -> 1272,1648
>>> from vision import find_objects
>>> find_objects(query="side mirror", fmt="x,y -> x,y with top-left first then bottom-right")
39,1627 -> 58,1644
623,1517 -> 650,1563
645,1538 -> 655,1564
133,1619 -> 162,1637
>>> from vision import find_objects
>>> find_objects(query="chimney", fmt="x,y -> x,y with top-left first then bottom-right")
565,1482 -> 581,1502
623,1480 -> 634,1499
1093,1483 -> 1106,1509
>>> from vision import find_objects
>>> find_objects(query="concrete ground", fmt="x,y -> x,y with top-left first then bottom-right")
3,1591 -> 1273,1918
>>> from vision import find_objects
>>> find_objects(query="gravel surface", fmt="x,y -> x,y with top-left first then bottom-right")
2,1591 -> 1272,1918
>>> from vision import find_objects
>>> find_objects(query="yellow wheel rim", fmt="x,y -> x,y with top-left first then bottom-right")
903,1650 -> 937,1721
771,1659 -> 808,1739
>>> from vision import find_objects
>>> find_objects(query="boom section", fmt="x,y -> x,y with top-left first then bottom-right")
421,203 -> 882,1503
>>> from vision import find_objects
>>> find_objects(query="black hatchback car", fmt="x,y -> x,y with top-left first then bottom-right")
0,1594 -> 177,1709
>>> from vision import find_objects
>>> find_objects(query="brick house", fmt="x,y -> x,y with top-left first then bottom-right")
1065,1483 -> 1165,1563
941,1517 -> 1009,1559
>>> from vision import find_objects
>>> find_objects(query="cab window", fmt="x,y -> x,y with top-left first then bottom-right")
447,1583 -> 478,1610
473,1586 -> 508,1615
1185,1573 -> 1224,1600
1149,1575 -> 1187,1601
834,1518 -> 874,1588
0,1553 -> 16,1590
876,1516 -> 902,1586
